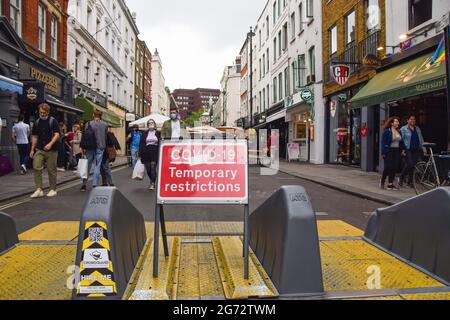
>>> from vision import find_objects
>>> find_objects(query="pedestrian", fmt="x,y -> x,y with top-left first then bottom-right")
12,114 -> 30,174
57,121 -> 68,172
127,124 -> 142,168
29,103 -> 61,198
67,123 -> 83,170
139,119 -> 161,190
399,115 -> 426,187
80,110 -> 108,192
161,106 -> 186,140
380,117 -> 404,191
100,128 -> 121,186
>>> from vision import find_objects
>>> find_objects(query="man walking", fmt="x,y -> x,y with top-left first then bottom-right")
127,125 -> 142,168
12,114 -> 30,174
29,104 -> 60,198
161,106 -> 186,140
400,115 -> 426,187
80,110 -> 108,192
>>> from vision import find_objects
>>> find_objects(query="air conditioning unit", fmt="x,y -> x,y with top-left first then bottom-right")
306,75 -> 316,84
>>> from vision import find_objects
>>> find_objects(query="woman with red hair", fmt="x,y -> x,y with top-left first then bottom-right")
380,117 -> 405,190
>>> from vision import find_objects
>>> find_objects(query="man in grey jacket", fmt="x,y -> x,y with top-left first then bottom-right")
399,115 -> 426,187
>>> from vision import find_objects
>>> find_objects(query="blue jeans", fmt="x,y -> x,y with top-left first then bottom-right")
82,148 -> 105,187
131,148 -> 139,168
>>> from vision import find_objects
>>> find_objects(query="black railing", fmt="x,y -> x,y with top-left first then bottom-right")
324,30 -> 381,85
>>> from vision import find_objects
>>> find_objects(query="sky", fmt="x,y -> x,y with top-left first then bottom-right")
125,0 -> 268,90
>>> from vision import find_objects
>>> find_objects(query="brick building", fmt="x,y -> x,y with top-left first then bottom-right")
322,0 -> 386,169
172,88 -> 220,120
135,39 -> 145,117
143,44 -> 152,116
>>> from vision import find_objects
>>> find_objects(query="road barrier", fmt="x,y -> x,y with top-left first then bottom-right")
72,187 -> 147,300
0,212 -> 18,253
365,187 -> 450,284
249,186 -> 324,296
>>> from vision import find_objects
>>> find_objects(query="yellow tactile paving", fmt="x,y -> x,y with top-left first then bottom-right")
317,220 -> 364,238
213,237 -> 278,299
19,222 -> 80,241
321,240 -> 444,292
401,292 -> 450,300
128,237 -> 180,300
0,244 -> 75,300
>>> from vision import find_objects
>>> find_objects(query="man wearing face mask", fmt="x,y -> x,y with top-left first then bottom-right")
29,103 -> 61,198
161,106 -> 186,140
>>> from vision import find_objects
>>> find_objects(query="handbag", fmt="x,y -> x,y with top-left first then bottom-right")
77,158 -> 89,179
132,160 -> 145,180
107,146 -> 117,163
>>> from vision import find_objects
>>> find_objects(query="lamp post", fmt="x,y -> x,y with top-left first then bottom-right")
222,90 -> 227,126
247,27 -> 255,128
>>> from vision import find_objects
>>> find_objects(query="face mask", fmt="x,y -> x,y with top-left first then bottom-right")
170,114 -> 178,120
149,125 -> 156,130
40,116 -> 48,121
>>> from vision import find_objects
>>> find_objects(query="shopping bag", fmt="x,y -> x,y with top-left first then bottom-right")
77,158 -> 89,179
132,160 -> 145,180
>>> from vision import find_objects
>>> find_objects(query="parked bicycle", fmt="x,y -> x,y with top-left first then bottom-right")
413,143 -> 450,195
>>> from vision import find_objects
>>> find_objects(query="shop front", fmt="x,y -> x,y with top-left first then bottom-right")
75,96 -> 121,129
349,50 -> 449,171
108,101 -> 126,156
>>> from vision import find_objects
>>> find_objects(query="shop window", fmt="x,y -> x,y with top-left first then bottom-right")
409,0 -> 432,29
295,121 -> 307,140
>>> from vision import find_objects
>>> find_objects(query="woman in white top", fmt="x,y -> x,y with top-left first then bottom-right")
139,119 -> 161,190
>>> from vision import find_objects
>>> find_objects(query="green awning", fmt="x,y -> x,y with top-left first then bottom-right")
349,53 -> 447,109
75,96 -> 121,128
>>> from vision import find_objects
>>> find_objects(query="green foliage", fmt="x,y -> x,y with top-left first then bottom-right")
185,109 -> 206,127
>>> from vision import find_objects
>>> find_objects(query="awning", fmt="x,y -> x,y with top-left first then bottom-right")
46,94 -> 84,114
0,75 -> 23,94
76,96 -> 121,128
349,52 -> 447,109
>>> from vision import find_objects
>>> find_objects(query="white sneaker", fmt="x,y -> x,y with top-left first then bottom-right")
57,168 -> 66,172
30,189 -> 44,198
46,190 -> 58,197
21,164 -> 27,173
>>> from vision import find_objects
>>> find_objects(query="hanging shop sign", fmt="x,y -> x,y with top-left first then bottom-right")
363,54 -> 382,68
18,81 -> 45,105
331,64 -> 351,86
301,88 -> 313,102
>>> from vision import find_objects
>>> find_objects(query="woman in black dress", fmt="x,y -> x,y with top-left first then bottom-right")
139,119 -> 161,190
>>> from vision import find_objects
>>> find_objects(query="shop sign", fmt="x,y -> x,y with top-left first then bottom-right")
287,143 -> 300,162
363,54 -> 381,68
30,68 -> 58,94
157,140 -> 248,204
331,65 -> 350,86
300,88 -> 313,102
19,82 -> 45,105
126,113 -> 136,122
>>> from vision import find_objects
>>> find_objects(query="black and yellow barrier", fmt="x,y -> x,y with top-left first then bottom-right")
365,187 -> 450,285
0,212 -> 18,253
72,188 -> 147,300
249,186 -> 324,296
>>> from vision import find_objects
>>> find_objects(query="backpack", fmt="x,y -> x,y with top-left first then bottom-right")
80,122 -> 97,151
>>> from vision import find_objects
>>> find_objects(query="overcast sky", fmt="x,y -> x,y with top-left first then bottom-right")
125,0 -> 267,90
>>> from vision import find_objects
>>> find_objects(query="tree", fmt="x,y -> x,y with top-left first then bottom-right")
185,109 -> 206,127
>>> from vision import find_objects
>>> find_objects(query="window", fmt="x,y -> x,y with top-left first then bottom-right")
258,91 -> 262,113
292,62 -> 297,91
284,67 -> 289,97
291,12 -> 296,40
86,59 -> 91,84
298,54 -> 306,87
278,0 -> 281,17
306,0 -> 314,18
278,73 -> 283,100
75,50 -> 81,78
266,84 -> 270,108
345,10 -> 356,45
330,26 -> 337,56
282,23 -> 288,50
259,30 -> 262,49
262,54 -> 265,76
273,1 -> 277,24
87,6 -> 93,33
409,0 -> 432,29
273,78 -> 277,103
299,3 -> 304,33
10,0 -> 21,35
262,88 -> 266,111
273,38 -> 277,63
38,4 -> 46,52
259,59 -> 262,80
266,48 -> 270,73
309,46 -> 316,79
278,31 -> 282,57
51,17 -> 58,60
365,0 -> 380,33
266,16 -> 269,38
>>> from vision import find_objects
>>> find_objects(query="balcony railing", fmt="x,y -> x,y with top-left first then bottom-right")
324,30 -> 381,84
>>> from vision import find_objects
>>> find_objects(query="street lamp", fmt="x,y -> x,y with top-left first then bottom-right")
222,90 -> 227,127
247,27 -> 255,128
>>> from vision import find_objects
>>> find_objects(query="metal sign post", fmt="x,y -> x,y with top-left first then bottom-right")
152,139 -> 250,279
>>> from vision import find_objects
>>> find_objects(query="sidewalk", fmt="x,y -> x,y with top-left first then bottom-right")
0,156 -> 128,203
276,161 -> 417,205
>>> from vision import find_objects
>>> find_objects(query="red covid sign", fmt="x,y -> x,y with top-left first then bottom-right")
157,140 -> 248,204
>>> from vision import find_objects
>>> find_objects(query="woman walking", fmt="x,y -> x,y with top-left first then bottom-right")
139,119 -> 160,190
380,117 -> 404,191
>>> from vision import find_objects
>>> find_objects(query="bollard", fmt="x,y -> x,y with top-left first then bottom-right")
364,188 -> 450,284
249,186 -> 324,296
72,187 -> 147,300
0,212 -> 18,253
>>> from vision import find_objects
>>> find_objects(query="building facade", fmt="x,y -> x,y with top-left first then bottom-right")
172,88 -> 220,121
151,48 -> 169,116
143,44 -> 152,116
1,0 -> 82,174
135,39 -> 145,117
322,0 -> 386,171
349,0 -> 450,173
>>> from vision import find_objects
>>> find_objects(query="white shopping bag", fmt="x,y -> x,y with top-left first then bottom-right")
132,160 -> 145,180
77,158 -> 89,179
